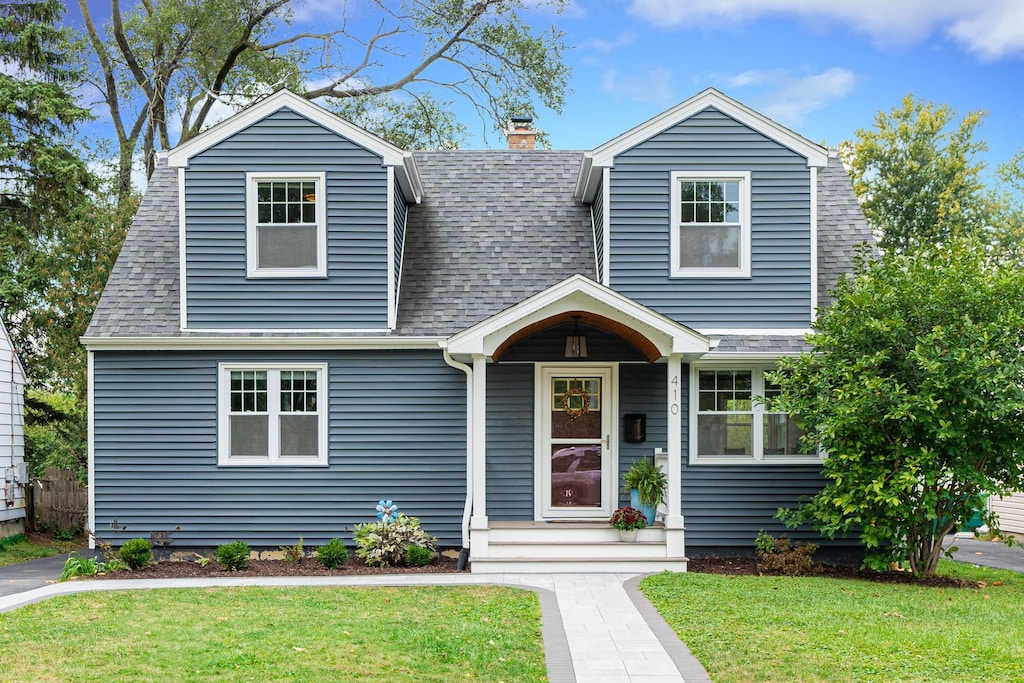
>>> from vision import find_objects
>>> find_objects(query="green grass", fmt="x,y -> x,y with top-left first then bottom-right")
0,534 -> 78,567
0,585 -> 546,682
641,560 -> 1024,683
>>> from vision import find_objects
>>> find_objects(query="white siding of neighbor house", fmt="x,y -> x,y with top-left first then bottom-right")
991,493 -> 1024,535
0,319 -> 26,525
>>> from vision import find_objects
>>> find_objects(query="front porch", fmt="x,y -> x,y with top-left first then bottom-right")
469,521 -> 688,574
442,275 -> 713,574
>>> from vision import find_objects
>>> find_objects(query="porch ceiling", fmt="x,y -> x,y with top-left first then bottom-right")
491,310 -> 661,362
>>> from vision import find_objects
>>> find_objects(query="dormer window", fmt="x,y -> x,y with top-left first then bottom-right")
670,171 -> 750,278
246,172 -> 327,277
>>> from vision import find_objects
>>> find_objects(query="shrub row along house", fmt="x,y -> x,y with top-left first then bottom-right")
84,88 -> 871,572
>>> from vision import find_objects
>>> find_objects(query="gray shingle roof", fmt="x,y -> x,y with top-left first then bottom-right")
85,161 -> 180,337
817,155 -> 873,307
85,152 -> 872,342
396,150 -> 595,336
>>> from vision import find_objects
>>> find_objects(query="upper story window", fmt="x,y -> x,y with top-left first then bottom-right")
218,363 -> 328,466
670,171 -> 750,278
690,365 -> 818,464
246,172 -> 327,278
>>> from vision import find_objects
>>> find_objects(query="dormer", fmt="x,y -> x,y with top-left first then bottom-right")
167,90 -> 422,332
574,88 -> 828,331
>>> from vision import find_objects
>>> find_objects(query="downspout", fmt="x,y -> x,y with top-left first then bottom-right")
441,342 -> 473,571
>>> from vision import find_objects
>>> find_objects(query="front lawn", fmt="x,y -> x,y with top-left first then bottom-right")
642,560 -> 1023,683
0,585 -> 546,682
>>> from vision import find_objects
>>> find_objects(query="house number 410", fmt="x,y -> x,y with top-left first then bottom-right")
670,375 -> 680,415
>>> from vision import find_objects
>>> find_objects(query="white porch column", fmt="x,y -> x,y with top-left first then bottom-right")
665,353 -> 686,557
470,354 -> 489,543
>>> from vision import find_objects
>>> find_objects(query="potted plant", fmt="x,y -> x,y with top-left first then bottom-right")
609,506 -> 647,542
622,456 -> 667,525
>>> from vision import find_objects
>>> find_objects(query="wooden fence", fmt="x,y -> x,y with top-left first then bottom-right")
26,467 -> 88,533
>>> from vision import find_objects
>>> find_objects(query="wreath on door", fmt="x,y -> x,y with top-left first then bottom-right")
561,386 -> 591,420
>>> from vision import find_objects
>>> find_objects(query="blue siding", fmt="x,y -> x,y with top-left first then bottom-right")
485,364 -> 534,519
93,350 -> 466,547
608,107 -> 813,328
184,108 -> 390,329
592,175 -> 605,282
618,363 -> 844,546
394,177 -> 408,305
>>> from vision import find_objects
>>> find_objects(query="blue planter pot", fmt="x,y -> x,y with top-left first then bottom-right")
630,489 -> 657,526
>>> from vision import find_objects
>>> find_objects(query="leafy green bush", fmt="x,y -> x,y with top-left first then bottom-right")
316,538 -> 348,569
354,514 -> 437,567
754,532 -> 818,576
119,538 -> 152,570
405,545 -> 433,567
59,552 -> 100,581
216,541 -> 250,571
54,526 -> 82,542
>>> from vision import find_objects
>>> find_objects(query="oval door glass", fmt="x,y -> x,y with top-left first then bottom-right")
550,377 -> 602,507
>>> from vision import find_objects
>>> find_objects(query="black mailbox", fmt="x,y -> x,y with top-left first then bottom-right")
624,414 -> 646,443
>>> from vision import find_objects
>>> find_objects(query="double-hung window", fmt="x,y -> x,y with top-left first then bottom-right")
246,172 -> 327,277
218,363 -> 328,466
670,171 -> 750,278
691,366 -> 816,463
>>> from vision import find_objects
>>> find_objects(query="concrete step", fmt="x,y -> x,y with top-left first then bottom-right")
470,557 -> 688,574
489,524 -> 666,544
485,540 -> 669,559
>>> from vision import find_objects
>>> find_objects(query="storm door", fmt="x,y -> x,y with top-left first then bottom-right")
537,366 -> 615,519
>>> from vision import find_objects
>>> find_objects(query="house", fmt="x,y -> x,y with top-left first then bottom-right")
83,88 -> 872,572
990,494 -> 1024,536
0,317 -> 27,540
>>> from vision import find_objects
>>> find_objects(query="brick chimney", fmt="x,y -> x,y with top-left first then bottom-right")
505,116 -> 536,150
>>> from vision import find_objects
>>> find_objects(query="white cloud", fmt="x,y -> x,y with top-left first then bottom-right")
582,31 -> 638,54
601,67 -> 674,104
708,67 -> 857,126
627,0 -> 1024,60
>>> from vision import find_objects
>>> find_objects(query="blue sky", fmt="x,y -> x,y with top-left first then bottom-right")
73,0 -> 1024,171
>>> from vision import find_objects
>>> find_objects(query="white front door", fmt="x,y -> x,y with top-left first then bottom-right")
537,365 -> 616,519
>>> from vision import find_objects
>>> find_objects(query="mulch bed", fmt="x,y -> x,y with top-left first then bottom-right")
89,553 -> 968,588
688,556 -> 971,588
94,555 -> 459,579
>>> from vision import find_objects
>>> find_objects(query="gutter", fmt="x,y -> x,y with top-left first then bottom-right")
440,342 -> 473,571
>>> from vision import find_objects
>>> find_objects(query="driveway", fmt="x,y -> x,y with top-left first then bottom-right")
944,534 -> 1024,573
0,552 -> 83,598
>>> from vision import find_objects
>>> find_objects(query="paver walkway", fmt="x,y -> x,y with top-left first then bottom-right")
0,562 -> 711,683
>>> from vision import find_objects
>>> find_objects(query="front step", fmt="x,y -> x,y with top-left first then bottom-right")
470,557 -> 688,574
486,540 -> 669,559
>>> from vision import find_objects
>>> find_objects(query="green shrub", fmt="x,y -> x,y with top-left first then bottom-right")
279,536 -> 305,562
354,514 -> 437,567
405,545 -> 433,567
316,538 -> 348,569
216,541 -> 250,571
119,538 -> 153,570
0,533 -> 27,550
59,552 -> 100,581
54,526 -> 82,542
755,532 -> 818,576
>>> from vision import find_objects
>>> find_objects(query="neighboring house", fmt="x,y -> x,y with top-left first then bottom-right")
990,494 -> 1024,536
83,88 -> 872,572
0,317 -> 27,540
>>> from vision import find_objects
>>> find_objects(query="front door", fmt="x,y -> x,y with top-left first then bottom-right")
537,365 -> 616,519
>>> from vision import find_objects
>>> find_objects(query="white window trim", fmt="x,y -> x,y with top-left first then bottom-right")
246,172 -> 327,278
670,170 -> 751,279
217,362 -> 329,466
688,362 -> 821,465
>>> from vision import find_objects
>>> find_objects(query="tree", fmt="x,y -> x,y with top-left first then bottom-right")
76,0 -> 571,203
770,238 -> 1024,577
0,0 -> 94,386
841,94 -> 991,254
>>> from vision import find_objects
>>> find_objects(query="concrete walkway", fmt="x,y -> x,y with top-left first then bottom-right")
0,560 -> 711,683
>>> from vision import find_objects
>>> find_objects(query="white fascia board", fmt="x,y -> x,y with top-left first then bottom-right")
573,153 -> 596,201
165,90 -> 423,200
697,351 -> 805,361
698,328 -> 812,336
81,336 -> 445,351
445,273 -> 709,358
590,88 -> 828,169
810,165 -> 819,321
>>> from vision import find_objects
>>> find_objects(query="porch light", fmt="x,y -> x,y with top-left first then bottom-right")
564,315 -> 588,359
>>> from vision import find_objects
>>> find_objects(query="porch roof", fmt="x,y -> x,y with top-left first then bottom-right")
444,274 -> 711,361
